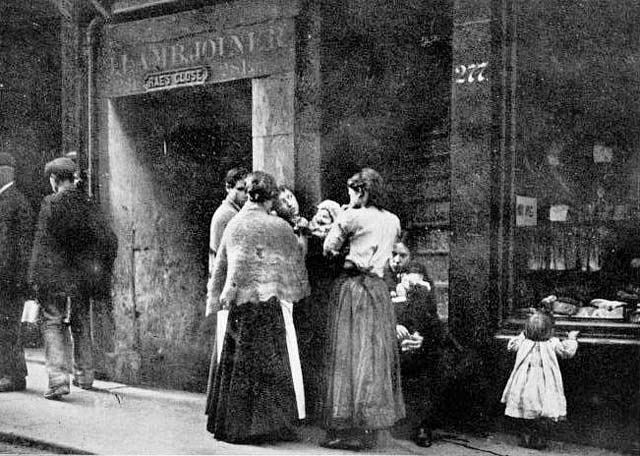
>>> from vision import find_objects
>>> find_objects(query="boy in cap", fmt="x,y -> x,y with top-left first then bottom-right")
0,152 -> 34,392
29,157 -> 117,399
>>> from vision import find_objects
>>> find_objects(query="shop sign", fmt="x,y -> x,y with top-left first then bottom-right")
101,19 -> 294,97
516,195 -> 537,227
144,67 -> 208,92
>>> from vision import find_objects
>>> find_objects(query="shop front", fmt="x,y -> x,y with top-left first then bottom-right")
450,0 -> 639,451
92,0 -> 321,389
85,0 -> 453,392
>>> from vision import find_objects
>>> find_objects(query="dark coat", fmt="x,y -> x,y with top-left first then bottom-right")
0,185 -> 34,315
383,261 -> 445,374
28,187 -> 118,299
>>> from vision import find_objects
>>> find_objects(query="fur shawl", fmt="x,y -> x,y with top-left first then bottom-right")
207,202 -> 310,314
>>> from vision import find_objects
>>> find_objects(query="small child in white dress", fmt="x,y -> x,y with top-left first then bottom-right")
501,308 -> 579,449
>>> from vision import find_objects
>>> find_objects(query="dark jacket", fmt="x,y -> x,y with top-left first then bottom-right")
383,261 -> 444,375
0,185 -> 34,313
28,187 -> 118,299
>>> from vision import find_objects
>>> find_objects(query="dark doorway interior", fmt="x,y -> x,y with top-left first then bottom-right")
106,79 -> 252,390
162,121 -> 251,269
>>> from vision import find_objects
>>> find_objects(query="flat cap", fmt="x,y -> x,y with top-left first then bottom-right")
44,157 -> 77,177
0,152 -> 16,168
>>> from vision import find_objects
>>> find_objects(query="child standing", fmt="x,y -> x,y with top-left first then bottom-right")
501,309 -> 579,449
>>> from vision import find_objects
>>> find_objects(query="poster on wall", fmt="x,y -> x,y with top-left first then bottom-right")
516,195 -> 537,226
549,204 -> 569,222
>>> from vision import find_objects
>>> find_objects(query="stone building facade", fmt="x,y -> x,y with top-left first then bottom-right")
5,0 -> 637,451
80,0 -> 454,391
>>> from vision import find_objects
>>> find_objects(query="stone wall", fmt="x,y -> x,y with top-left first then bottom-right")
0,11 -> 62,211
319,0 -> 453,318
95,0 -> 453,390
101,82 -> 252,389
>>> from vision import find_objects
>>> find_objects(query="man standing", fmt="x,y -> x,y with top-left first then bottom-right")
29,157 -> 117,399
205,167 -> 248,316
0,152 -> 34,393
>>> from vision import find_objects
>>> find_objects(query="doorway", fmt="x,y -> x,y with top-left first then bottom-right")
105,79 -> 251,389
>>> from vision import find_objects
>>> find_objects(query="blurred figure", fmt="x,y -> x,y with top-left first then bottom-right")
205,167 -> 249,316
273,185 -> 309,255
205,171 -> 310,444
29,157 -> 117,400
0,152 -> 34,393
322,168 -> 405,451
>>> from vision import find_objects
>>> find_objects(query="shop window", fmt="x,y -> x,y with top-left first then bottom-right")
507,1 -> 640,333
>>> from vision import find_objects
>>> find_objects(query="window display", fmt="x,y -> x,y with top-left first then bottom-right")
509,0 -> 640,332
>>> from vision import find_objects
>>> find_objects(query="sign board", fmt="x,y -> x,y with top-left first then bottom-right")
144,67 -> 208,92
593,144 -> 613,163
549,204 -> 569,222
516,195 -> 537,227
100,18 -> 295,97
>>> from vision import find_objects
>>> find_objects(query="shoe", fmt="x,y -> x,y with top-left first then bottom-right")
414,427 -> 433,448
0,377 -> 26,392
528,434 -> 548,450
320,437 -> 364,451
72,378 -> 93,390
44,384 -> 70,400
276,428 -> 301,442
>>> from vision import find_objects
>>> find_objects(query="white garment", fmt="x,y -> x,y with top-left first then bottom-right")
0,181 -> 14,196
501,333 -> 578,421
324,206 -> 401,278
281,299 -> 306,420
215,310 -> 229,364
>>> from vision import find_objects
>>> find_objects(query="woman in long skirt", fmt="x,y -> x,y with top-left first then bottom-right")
205,171 -> 310,444
321,168 -> 405,451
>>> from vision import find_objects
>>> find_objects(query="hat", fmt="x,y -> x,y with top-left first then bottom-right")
0,152 -> 16,168
44,157 -> 77,178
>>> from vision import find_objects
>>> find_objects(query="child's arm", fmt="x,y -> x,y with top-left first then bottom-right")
507,332 -> 526,352
553,331 -> 579,359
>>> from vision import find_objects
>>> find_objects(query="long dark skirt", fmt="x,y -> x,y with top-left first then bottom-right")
206,298 -> 298,443
323,273 -> 406,430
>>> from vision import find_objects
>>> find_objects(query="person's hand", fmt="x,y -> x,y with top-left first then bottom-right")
219,286 -> 236,311
219,297 -> 231,311
401,273 -> 432,291
631,258 -> 640,268
396,324 -> 410,340
310,222 -> 331,239
409,332 -> 423,350
395,283 -> 408,298
567,330 -> 580,340
401,334 -> 423,352
295,217 -> 309,230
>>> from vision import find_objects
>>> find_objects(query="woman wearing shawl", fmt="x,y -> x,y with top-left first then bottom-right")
205,171 -> 310,443
321,168 -> 405,451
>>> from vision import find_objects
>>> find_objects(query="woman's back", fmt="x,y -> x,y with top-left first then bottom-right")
213,202 -> 310,307
325,207 -> 400,277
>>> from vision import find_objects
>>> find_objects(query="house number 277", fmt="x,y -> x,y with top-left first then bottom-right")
454,62 -> 488,83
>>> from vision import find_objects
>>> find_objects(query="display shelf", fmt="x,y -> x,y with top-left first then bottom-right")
497,317 -> 640,346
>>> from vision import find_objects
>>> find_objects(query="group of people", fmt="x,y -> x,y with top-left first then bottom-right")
0,152 -> 581,451
202,166 -> 457,450
202,165 -> 582,451
0,152 -> 117,400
